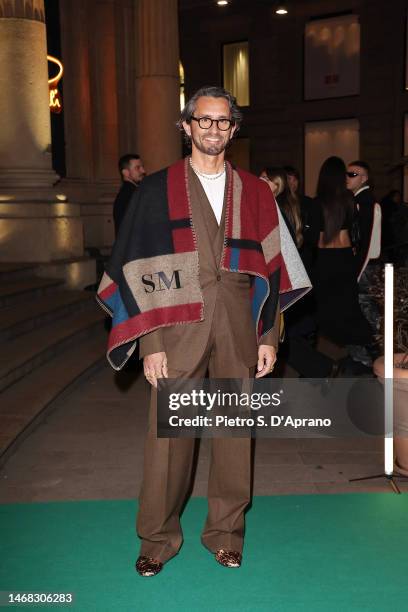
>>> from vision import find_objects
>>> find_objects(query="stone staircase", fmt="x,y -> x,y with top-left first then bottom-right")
0,264 -> 108,463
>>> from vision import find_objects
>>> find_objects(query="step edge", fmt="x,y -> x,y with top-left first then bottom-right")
0,314 -> 106,384
0,292 -> 95,332
0,354 -> 106,466
0,278 -> 65,294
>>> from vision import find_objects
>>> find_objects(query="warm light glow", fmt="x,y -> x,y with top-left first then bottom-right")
217,0 -> 228,5
223,41 -> 249,106
47,55 -> 63,114
276,7 -> 288,15
66,263 -> 82,287
56,194 -> 67,201
179,61 -> 185,111
53,203 -> 72,216
49,88 -> 62,113
47,55 -> 64,86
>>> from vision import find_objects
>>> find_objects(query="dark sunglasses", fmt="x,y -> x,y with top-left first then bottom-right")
346,171 -> 360,178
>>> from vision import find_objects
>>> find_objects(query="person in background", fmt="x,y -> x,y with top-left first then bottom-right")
283,165 -> 301,196
346,160 -> 382,366
260,167 -> 302,248
259,166 -> 285,198
260,166 -> 323,376
113,153 -> 146,237
346,160 -> 381,275
284,166 -> 314,236
311,156 -> 372,372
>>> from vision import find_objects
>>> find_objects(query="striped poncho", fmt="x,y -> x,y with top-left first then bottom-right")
97,158 -> 311,369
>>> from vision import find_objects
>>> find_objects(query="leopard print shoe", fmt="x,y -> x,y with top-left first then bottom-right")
215,549 -> 242,568
135,556 -> 163,577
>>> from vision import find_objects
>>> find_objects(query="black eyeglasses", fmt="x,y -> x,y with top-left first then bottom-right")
191,116 -> 234,131
346,171 -> 361,178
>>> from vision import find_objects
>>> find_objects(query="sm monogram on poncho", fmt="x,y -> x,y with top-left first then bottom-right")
97,158 -> 311,369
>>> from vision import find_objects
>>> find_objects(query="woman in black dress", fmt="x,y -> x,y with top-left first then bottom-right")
310,156 -> 372,348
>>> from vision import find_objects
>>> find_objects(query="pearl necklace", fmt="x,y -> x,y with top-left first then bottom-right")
189,157 -> 226,180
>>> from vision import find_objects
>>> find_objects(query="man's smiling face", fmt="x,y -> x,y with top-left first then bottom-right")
183,96 -> 236,157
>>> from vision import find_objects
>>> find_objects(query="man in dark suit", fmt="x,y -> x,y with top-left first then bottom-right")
346,160 -> 381,368
346,160 -> 378,272
113,153 -> 146,236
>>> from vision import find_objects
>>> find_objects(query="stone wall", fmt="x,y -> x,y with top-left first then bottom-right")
179,0 -> 408,198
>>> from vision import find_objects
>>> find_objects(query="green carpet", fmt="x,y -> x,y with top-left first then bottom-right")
1,495 -> 407,611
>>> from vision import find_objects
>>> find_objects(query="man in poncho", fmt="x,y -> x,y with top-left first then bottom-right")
97,86 -> 310,576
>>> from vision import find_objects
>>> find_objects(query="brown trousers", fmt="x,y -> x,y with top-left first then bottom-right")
136,301 -> 254,563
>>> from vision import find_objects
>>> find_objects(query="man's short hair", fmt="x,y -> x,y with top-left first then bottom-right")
349,160 -> 371,181
118,154 -> 140,174
177,86 -> 243,142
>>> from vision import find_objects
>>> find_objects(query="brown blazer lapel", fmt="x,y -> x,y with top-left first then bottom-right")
214,183 -> 228,264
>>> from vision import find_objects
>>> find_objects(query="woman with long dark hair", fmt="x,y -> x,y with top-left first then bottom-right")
260,167 -> 303,248
312,156 -> 372,348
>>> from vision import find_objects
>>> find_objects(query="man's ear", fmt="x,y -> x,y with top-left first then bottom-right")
122,169 -> 129,181
182,120 -> 191,137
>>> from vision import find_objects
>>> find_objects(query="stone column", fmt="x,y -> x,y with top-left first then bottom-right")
0,0 -> 58,191
60,0 -> 121,250
60,0 -> 120,188
59,0 -> 93,183
135,0 -> 181,173
89,0 -> 120,184
115,0 -> 138,156
83,0 -> 121,248
0,0 -> 87,274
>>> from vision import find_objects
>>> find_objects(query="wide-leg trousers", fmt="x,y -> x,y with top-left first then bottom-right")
136,318 -> 254,563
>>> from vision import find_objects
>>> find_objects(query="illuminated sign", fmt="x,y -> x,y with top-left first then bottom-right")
49,87 -> 62,112
47,55 -> 63,114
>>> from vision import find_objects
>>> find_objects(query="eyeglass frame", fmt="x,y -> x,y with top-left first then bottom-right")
346,171 -> 366,178
190,116 -> 235,131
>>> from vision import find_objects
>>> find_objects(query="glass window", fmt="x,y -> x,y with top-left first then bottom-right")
304,15 -> 360,100
304,119 -> 359,197
223,41 -> 249,106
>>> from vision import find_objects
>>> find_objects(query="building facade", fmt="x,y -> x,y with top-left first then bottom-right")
180,0 -> 408,197
1,0 -> 407,268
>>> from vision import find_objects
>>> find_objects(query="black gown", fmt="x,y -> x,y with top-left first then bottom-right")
309,199 -> 372,347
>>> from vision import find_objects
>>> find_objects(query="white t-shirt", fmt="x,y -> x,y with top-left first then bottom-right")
194,171 -> 226,225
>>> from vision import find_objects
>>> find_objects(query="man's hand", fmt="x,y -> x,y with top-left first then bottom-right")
255,345 -> 277,378
144,352 -> 168,388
